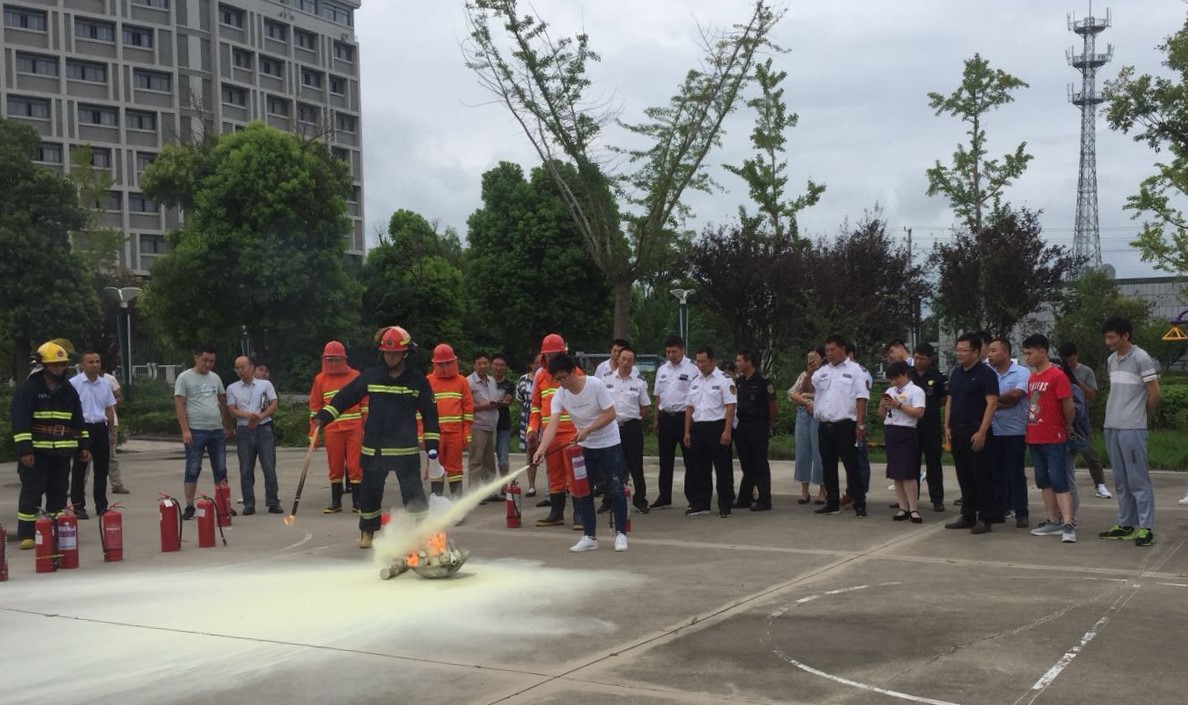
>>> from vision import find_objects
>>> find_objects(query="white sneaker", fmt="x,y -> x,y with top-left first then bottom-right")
614,532 -> 628,552
1178,493 -> 1188,506
570,536 -> 598,552
887,483 -> 895,491
1095,484 -> 1112,499
1061,524 -> 1077,543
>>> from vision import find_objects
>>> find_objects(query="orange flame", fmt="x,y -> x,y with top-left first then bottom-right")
403,532 -> 449,568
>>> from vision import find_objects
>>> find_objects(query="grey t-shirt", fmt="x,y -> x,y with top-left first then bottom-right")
1071,363 -> 1098,392
1104,345 -> 1158,430
175,369 -> 226,431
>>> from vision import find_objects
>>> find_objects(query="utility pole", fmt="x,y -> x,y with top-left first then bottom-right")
1068,5 -> 1111,271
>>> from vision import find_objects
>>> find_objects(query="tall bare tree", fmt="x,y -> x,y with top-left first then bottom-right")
464,0 -> 783,337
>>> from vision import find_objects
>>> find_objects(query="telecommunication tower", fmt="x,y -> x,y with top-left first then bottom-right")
1067,6 -> 1112,269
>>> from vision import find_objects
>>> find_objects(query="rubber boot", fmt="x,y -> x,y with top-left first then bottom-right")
323,484 -> 344,514
572,494 -> 583,531
358,530 -> 374,549
535,493 -> 566,527
450,481 -> 463,500
430,480 -> 445,497
350,484 -> 360,514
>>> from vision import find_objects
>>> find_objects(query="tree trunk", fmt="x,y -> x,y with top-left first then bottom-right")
612,277 -> 633,340
13,336 -> 31,381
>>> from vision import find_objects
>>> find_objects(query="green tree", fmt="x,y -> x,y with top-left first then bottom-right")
465,162 -> 612,360
464,0 -> 782,338
931,208 -> 1081,338
723,58 -> 824,239
0,118 -> 97,379
1052,270 -> 1155,374
140,122 -> 361,374
361,209 -> 466,358
1105,16 -> 1188,274
927,54 -> 1033,328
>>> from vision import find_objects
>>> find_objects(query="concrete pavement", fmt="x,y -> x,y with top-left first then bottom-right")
2,444 -> 1187,705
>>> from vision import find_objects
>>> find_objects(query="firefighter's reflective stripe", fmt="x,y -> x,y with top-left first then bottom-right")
537,388 -> 572,423
32,440 -> 80,449
322,390 -> 339,399
439,415 -> 464,423
17,511 -> 38,522
324,405 -> 342,420
359,509 -> 382,521
434,391 -> 463,400
366,384 -> 419,396
422,432 -> 440,441
462,413 -> 474,421
13,432 -> 32,443
33,411 -> 74,420
361,445 -> 420,457
80,430 -> 90,439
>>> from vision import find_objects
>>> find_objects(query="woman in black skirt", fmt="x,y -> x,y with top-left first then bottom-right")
879,361 -> 927,523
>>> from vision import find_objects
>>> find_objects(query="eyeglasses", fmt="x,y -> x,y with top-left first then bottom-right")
554,373 -> 569,383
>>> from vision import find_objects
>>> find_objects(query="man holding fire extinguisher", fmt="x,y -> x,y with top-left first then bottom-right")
532,353 -> 630,553
10,341 -> 90,550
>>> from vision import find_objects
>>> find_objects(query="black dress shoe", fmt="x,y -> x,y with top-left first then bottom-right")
648,498 -> 672,510
242,506 -> 256,516
267,505 -> 284,514
944,518 -> 975,529
596,503 -> 612,514
932,503 -> 945,512
633,502 -> 651,514
732,500 -> 752,510
750,503 -> 772,512
73,508 -> 90,520
814,505 -> 841,515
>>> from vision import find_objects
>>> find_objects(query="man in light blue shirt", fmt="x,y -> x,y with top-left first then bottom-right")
988,338 -> 1030,527
226,356 -> 280,515
69,351 -> 117,519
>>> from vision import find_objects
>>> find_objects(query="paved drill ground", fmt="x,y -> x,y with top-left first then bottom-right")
3,442 -> 1188,705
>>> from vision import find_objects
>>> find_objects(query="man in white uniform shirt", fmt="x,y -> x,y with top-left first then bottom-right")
811,335 -> 871,517
683,346 -> 737,518
69,351 -> 117,518
606,345 -> 651,513
594,339 -> 631,379
650,335 -> 699,509
533,354 -> 630,553
226,356 -> 281,515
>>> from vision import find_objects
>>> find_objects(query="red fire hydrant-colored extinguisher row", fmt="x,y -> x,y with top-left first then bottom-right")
100,507 -> 123,562
56,511 -> 79,569
566,444 -> 591,498
159,495 -> 182,552
505,480 -> 522,528
34,514 -> 56,573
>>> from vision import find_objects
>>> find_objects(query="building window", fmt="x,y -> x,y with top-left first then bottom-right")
99,190 -> 122,211
320,1 -> 352,26
331,146 -> 349,163
333,42 -> 355,62
135,151 -> 156,173
131,0 -> 169,7
260,57 -> 283,77
79,104 -> 118,126
265,20 -> 287,41
76,18 -> 117,42
329,76 -> 346,95
123,25 -> 154,48
36,143 -> 63,164
232,49 -> 253,69
127,110 -> 157,131
129,193 -> 160,213
334,113 -> 356,133
91,147 -> 112,168
8,96 -> 52,119
218,4 -> 244,28
4,6 -> 48,31
15,52 -> 59,76
266,96 -> 290,116
301,70 -> 322,88
221,85 -> 247,106
67,60 -> 108,83
295,30 -> 316,50
133,70 -> 171,92
140,233 -> 167,255
297,103 -> 319,124
347,185 -> 359,203
299,0 -> 317,12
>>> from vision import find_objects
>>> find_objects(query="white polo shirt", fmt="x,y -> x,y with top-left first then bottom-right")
70,373 -> 117,424
882,382 -> 926,428
597,361 -> 640,380
811,358 -> 870,423
605,370 -> 650,423
653,357 -> 698,413
551,376 -> 620,449
686,368 -> 737,423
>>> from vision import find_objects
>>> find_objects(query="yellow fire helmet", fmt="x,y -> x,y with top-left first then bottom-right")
36,341 -> 70,364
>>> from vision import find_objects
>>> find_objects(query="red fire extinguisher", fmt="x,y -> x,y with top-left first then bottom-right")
0,520 -> 9,582
100,507 -> 123,562
505,480 -> 522,528
159,495 -> 181,552
214,482 -> 233,527
195,496 -> 217,548
34,514 -> 56,573
56,511 -> 79,569
566,444 -> 590,498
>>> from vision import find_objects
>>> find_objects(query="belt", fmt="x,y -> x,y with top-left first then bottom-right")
617,418 -> 641,426
692,419 -> 725,426
660,410 -> 684,417
84,420 -> 108,427
31,424 -> 81,437
820,419 -> 855,427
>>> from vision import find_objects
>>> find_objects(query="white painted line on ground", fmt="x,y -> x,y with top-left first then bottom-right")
770,648 -> 966,705
1029,615 -> 1109,691
1156,582 -> 1188,588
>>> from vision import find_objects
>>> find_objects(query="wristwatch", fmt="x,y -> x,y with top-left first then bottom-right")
857,424 -> 867,430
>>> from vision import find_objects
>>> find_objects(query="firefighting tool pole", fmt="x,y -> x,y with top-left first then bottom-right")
285,430 -> 320,526
195,496 -> 217,548
505,479 -> 522,528
56,511 -> 79,569
214,481 -> 233,528
100,506 -> 123,562
34,514 -> 56,573
566,444 -> 591,498
159,494 -> 182,552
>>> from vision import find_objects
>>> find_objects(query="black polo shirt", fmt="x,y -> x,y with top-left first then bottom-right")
735,372 -> 774,423
947,361 -> 998,427
913,365 -> 948,419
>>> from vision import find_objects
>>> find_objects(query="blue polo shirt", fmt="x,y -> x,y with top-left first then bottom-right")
991,362 -> 1030,436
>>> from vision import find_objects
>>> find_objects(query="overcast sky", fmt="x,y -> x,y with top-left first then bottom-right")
354,0 -> 1185,279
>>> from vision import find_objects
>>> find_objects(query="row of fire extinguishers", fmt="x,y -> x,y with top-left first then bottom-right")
503,444 -> 631,532
159,482 -> 233,552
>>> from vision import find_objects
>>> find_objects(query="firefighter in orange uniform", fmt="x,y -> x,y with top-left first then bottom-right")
425,344 -> 473,499
528,333 -> 583,527
309,341 -> 367,514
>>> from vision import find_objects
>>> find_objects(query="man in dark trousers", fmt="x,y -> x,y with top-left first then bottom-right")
683,346 -> 737,517
733,349 -> 776,511
944,332 -> 1000,534
912,343 -> 948,512
11,341 -> 90,549
650,335 -> 698,509
810,335 -> 870,518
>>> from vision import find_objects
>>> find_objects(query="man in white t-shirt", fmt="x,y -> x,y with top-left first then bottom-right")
533,353 -> 630,553
101,364 -> 129,494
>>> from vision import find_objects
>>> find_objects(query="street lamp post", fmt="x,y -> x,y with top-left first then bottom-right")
104,286 -> 142,401
670,288 -> 695,345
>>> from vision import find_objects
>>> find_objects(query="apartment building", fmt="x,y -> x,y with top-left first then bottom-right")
1,0 -> 365,273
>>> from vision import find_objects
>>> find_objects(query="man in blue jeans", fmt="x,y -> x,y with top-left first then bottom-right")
226,356 -> 281,515
173,344 -> 234,520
